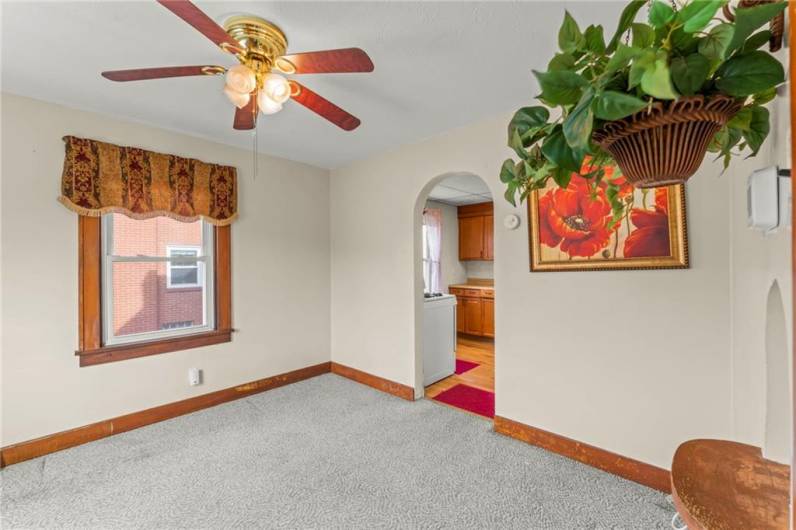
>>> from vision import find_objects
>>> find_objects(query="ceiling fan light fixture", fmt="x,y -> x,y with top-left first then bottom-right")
225,64 -> 257,94
224,85 -> 251,109
262,73 -> 291,104
257,89 -> 283,115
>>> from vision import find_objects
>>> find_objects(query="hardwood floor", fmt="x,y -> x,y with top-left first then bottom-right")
425,334 -> 494,399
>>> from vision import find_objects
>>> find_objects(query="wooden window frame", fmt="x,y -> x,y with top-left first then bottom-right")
76,216 -> 232,367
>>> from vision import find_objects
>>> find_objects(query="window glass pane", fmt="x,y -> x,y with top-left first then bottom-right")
111,261 -> 206,338
170,267 -> 199,285
111,213 -> 202,257
169,249 -> 199,259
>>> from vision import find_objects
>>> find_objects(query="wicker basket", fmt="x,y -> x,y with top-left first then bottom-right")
592,95 -> 743,188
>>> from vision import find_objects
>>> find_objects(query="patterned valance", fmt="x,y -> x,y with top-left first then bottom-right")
59,136 -> 237,226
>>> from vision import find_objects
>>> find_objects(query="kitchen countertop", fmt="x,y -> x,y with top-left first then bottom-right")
449,283 -> 494,291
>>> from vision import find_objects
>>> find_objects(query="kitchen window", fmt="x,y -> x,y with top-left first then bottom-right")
76,214 -> 232,366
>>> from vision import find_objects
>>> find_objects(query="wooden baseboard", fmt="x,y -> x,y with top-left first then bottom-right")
0,361 -> 332,467
493,415 -> 671,493
330,362 -> 415,401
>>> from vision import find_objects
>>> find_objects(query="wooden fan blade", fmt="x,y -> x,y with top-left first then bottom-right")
233,94 -> 258,130
289,81 -> 361,131
157,0 -> 245,55
276,48 -> 374,74
101,65 -> 224,82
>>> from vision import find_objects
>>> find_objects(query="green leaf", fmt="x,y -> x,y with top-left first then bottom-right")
752,87 -> 777,106
640,57 -> 679,99
584,24 -> 606,54
742,30 -> 772,52
559,11 -> 585,53
631,23 -> 655,48
743,105 -> 770,155
551,167 -> 573,188
504,180 -> 519,206
671,54 -> 711,95
670,27 -> 700,55
677,0 -> 726,34
727,106 -> 753,130
508,106 -> 550,144
715,51 -> 784,96
533,70 -> 587,105
606,0 -> 646,53
698,24 -> 734,62
628,49 -> 655,88
593,91 -> 648,120
726,1 -> 787,55
542,127 -> 584,173
548,53 -> 576,71
510,129 -> 528,159
604,44 -> 642,75
648,0 -> 675,28
563,89 -> 594,150
500,159 -> 516,184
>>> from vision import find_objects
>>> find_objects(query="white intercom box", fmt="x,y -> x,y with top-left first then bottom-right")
747,166 -> 790,233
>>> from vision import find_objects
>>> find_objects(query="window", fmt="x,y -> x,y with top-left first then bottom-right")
76,214 -> 232,366
422,224 -> 431,293
101,214 -> 215,347
166,246 -> 202,288
422,208 -> 442,294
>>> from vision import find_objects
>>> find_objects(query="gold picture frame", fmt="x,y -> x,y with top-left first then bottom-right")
527,179 -> 689,272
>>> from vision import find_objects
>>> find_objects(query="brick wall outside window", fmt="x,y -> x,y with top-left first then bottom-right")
111,214 -> 204,336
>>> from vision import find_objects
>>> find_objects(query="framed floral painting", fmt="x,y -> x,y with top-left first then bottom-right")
527,170 -> 688,272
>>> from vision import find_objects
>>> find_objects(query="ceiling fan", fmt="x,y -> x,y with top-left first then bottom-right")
101,0 -> 374,131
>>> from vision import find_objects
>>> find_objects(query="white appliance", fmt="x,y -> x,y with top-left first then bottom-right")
423,294 -> 457,386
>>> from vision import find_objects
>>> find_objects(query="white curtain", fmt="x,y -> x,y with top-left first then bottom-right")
423,208 -> 442,293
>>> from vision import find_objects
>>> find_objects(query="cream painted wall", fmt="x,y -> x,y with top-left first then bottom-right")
424,200 -> 466,292
329,112 -> 768,468
729,86 -> 792,462
1,94 -> 331,446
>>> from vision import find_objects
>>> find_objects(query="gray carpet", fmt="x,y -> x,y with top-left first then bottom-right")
1,374 -> 674,529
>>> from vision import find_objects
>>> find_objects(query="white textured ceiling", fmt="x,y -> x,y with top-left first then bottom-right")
1,1 -> 622,169
428,173 -> 492,206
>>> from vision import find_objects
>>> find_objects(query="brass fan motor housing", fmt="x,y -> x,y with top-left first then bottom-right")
223,16 -> 289,75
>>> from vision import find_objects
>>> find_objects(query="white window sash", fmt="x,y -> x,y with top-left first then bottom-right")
101,215 -> 215,347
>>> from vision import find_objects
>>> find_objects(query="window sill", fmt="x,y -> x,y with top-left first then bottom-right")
76,329 -> 232,367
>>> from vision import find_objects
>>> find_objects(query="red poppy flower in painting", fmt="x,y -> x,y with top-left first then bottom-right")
624,189 -> 671,258
538,177 -> 613,257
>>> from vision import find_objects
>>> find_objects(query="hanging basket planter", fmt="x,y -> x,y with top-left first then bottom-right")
592,95 -> 744,188
499,0 -> 787,210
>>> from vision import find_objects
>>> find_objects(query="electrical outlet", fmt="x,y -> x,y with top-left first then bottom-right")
188,368 -> 202,386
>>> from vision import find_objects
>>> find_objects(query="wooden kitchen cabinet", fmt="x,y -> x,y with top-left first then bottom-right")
482,299 -> 494,337
483,215 -> 494,260
458,202 -> 493,261
463,298 -> 483,335
450,285 -> 495,338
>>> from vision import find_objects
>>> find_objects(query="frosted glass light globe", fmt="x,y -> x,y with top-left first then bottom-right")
262,73 -> 291,104
225,65 -> 256,94
257,89 -> 283,115
224,85 -> 250,109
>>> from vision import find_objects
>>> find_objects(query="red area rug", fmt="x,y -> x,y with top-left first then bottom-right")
455,359 -> 479,375
432,384 -> 494,418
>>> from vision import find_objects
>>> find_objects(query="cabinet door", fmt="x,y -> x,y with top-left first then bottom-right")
482,299 -> 494,337
483,214 -> 494,260
455,297 -> 465,333
463,298 -> 483,335
459,216 -> 485,260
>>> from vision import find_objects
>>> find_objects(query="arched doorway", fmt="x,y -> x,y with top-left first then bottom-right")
412,172 -> 496,418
